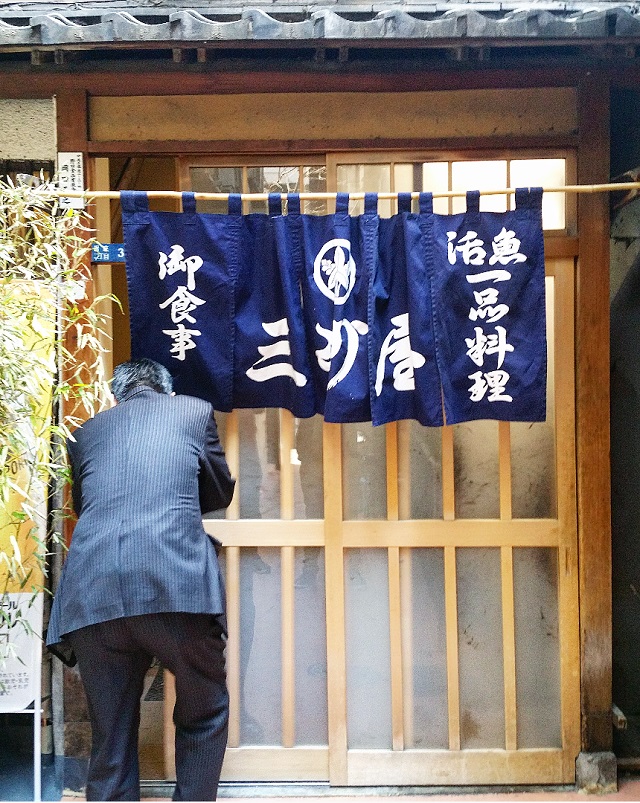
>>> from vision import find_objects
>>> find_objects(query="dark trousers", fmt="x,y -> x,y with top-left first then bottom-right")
68,612 -> 228,802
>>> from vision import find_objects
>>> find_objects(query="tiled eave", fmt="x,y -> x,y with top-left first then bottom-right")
1,3 -> 640,50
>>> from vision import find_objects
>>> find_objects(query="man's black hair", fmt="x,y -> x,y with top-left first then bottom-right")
111,358 -> 173,401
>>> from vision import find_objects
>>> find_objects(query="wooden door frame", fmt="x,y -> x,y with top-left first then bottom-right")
575,74 -> 612,754
53,71 -> 613,759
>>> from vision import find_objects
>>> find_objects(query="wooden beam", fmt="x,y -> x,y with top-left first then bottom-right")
79,135 -> 578,157
0,66 -> 592,100
576,73 -> 612,753
55,89 -> 88,152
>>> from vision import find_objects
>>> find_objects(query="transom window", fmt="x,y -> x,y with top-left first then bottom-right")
185,153 -> 572,232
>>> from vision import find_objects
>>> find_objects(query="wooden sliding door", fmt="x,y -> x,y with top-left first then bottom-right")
158,152 -> 581,786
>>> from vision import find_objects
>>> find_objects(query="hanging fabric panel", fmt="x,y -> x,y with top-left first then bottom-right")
292,192 -> 375,423
122,189 -> 546,426
429,188 -> 547,424
122,191 -> 236,411
233,194 -> 315,418
370,192 -> 444,427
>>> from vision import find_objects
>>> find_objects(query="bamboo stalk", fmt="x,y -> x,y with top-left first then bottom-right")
54,180 -> 640,202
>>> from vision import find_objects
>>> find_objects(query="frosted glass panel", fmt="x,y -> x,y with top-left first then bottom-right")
422,162 -> 450,214
342,422 -> 387,519
514,548 -> 561,748
238,409 -> 280,519
246,165 -> 300,213
345,549 -> 392,748
512,277 -> 556,518
402,548 -> 448,748
454,421 -> 499,519
294,548 -> 328,745
337,164 -> 392,218
457,548 -> 505,748
451,161 -> 508,213
191,166 -> 242,213
510,159 -> 566,230
302,166 -> 328,216
511,420 -> 556,518
398,420 -> 442,519
294,415 -> 324,519
394,162 -> 449,214
394,163 -> 414,198
239,547 -> 282,744
190,164 -> 325,215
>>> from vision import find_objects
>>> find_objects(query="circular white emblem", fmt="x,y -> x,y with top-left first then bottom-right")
313,239 -> 356,305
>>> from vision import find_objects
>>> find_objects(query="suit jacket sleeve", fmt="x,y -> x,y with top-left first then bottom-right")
198,408 -> 235,514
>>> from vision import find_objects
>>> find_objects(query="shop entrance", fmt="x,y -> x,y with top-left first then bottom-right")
104,151 -> 580,786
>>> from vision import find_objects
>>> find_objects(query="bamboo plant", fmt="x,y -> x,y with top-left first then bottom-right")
0,176 -> 114,658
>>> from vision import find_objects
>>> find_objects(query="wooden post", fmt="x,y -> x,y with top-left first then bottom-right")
55,90 -> 89,153
576,74 -> 612,752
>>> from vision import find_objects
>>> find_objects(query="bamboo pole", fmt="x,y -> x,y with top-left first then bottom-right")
55,181 -> 640,202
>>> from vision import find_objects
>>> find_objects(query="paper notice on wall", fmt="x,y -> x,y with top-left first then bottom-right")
57,151 -> 85,209
0,593 -> 43,713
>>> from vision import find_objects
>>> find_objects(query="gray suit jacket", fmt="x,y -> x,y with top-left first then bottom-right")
46,388 -> 235,664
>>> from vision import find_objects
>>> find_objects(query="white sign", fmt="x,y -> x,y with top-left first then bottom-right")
57,152 -> 85,209
0,593 -> 43,713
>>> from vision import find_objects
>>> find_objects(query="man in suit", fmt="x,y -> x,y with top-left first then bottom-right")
46,358 -> 235,802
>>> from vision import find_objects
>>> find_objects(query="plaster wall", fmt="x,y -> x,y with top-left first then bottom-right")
0,99 -> 56,160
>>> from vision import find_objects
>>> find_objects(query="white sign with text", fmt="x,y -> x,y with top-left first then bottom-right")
0,593 -> 43,713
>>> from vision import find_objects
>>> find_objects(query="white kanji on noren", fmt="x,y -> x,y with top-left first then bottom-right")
468,369 -> 513,403
158,244 -> 203,291
246,318 -> 308,387
468,288 -> 510,323
162,323 -> 202,361
375,313 -> 426,397
447,231 -> 487,266
159,286 -> 206,324
315,318 -> 368,390
489,227 -> 527,266
465,325 -> 514,369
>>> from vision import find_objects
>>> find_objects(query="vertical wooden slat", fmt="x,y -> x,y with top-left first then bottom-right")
397,422 -> 414,748
444,545 -> 460,750
88,157 -> 113,380
498,416 -> 513,756
323,422 -> 348,784
553,259 -> 581,779
442,426 -> 455,521
399,547 -> 414,749
280,410 -> 296,518
323,162 -> 348,783
163,671 -> 177,781
388,546 -> 404,751
226,411 -> 240,520
298,164 -> 304,214
385,363 -> 401,748
499,421 -> 512,521
226,546 -> 241,748
281,545 -> 296,748
397,421 -> 411,521
501,546 -> 517,751
387,422 -> 399,521
225,411 -> 241,747
280,409 -> 296,747
242,167 -> 250,214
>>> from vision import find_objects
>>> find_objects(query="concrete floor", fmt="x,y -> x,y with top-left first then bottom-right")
57,775 -> 640,802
